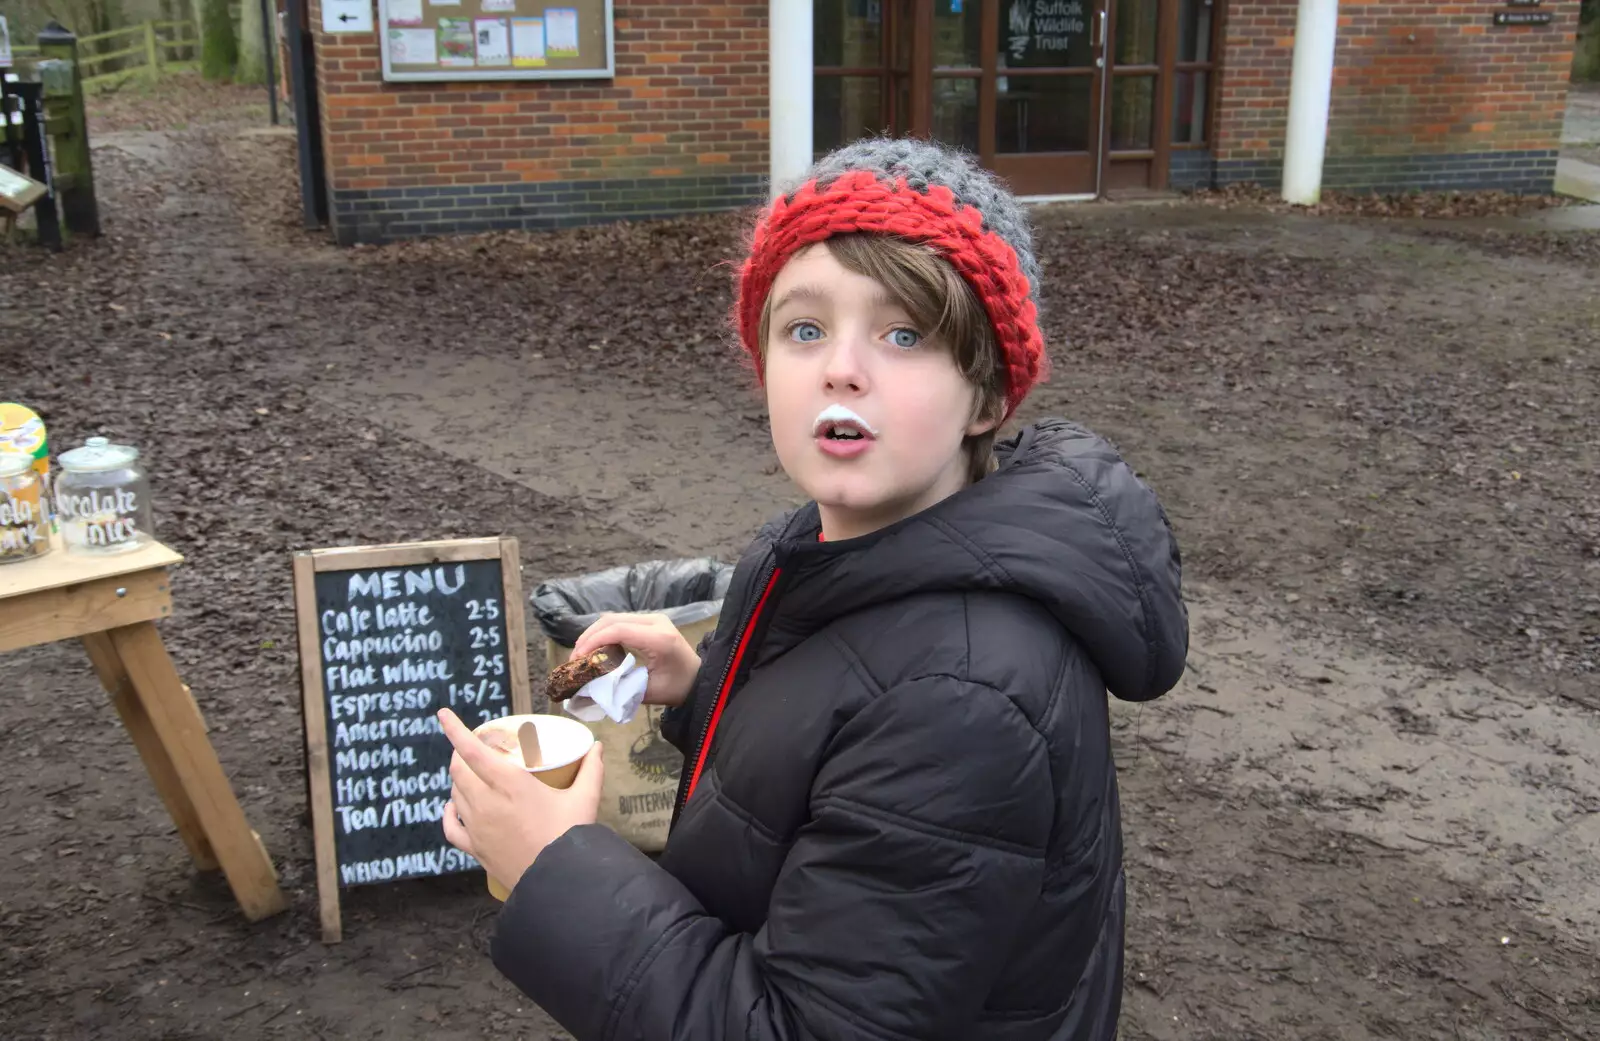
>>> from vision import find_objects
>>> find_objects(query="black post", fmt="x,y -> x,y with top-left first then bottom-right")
261,0 -> 279,126
2,74 -> 25,174
16,81 -> 62,250
285,0 -> 327,227
37,21 -> 100,238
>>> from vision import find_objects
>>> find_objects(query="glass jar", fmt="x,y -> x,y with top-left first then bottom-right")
55,436 -> 154,555
0,451 -> 51,564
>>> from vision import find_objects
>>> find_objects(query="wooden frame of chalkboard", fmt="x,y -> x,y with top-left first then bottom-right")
292,536 -> 532,944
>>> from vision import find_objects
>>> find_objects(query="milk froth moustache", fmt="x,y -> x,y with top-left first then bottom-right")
813,403 -> 879,439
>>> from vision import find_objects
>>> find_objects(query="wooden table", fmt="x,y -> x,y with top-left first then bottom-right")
0,534 -> 288,921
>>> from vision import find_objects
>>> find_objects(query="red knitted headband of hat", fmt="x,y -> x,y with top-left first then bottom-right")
735,169 -> 1047,419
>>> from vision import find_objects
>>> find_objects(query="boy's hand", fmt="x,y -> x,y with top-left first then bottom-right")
438,708 -> 604,894
571,612 -> 701,709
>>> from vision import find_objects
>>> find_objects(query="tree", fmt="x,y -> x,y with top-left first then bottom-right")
237,0 -> 267,84
41,0 -> 125,43
200,0 -> 237,80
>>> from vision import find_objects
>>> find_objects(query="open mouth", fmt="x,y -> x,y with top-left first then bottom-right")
812,404 -> 879,444
823,424 -> 868,442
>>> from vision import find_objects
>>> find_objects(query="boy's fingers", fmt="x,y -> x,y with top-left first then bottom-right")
437,707 -> 480,756
447,750 -> 486,802
572,616 -> 667,659
572,615 -> 632,658
571,742 -> 606,800
440,799 -> 476,856
437,708 -> 518,789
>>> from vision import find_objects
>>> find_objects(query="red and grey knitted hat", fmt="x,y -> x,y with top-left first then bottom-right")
735,137 -> 1047,419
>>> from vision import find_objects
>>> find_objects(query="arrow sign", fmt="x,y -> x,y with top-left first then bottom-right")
1492,10 -> 1552,24
322,0 -> 373,33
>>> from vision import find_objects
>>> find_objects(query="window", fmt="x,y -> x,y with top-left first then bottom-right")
1111,75 -> 1155,151
1172,0 -> 1217,147
816,76 -> 891,154
815,0 -> 895,155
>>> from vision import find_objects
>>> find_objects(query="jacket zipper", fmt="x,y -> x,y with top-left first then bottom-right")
681,562 -> 780,810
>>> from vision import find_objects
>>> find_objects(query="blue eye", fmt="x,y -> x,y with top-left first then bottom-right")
888,328 -> 921,350
789,322 -> 824,343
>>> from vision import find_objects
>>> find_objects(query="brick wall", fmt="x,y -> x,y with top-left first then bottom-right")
1213,0 -> 1580,192
308,0 -> 770,244
1169,149 -> 1216,189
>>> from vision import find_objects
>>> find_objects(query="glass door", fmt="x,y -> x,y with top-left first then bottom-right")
990,0 -> 1108,196
928,0 -> 984,154
813,0 -> 898,157
820,1 -> 1110,197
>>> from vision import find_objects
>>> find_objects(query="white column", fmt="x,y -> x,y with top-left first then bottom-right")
769,0 -> 813,197
1281,0 -> 1339,205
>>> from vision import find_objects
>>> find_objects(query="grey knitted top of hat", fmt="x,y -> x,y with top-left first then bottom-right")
784,136 -> 1042,301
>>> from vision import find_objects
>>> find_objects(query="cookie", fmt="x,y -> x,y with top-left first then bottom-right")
545,644 -> 626,702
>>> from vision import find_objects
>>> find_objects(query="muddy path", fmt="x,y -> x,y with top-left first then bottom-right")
1,82 -> 1597,1040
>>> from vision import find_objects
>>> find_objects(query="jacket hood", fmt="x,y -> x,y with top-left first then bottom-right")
761,418 -> 1189,702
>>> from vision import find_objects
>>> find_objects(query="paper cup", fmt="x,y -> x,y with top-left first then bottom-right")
471,713 -> 596,901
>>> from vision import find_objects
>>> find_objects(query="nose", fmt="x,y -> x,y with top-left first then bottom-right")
821,333 -> 869,396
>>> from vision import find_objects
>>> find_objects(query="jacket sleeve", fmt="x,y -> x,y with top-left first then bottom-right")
490,674 -> 1053,1041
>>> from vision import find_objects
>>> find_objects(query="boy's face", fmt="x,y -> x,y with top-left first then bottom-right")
763,242 -> 997,542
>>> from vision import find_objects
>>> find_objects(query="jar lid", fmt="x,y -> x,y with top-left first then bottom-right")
0,451 -> 34,478
59,436 -> 140,472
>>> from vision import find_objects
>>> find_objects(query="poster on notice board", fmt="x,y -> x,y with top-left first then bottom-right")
377,0 -> 613,81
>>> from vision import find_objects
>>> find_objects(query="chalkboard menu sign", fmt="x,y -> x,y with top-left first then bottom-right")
293,537 -> 532,943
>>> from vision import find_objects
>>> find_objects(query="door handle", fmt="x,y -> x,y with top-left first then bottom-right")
1092,8 -> 1106,48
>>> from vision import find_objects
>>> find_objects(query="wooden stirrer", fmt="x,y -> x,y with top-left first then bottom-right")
517,721 -> 543,769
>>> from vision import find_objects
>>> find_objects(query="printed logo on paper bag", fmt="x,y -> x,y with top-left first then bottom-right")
629,706 -> 681,784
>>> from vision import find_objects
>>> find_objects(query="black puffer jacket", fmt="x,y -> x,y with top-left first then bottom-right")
492,419 -> 1188,1041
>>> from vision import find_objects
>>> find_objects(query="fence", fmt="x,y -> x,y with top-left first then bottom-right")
9,19 -> 200,92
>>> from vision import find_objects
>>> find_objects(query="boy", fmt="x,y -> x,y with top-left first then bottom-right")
438,137 -> 1189,1041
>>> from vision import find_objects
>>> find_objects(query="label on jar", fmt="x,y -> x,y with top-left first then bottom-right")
1,403 -> 53,537
57,486 -> 142,547
0,403 -> 48,478
0,489 -> 48,561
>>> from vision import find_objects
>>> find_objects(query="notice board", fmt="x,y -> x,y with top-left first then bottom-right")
377,0 -> 613,81
293,536 -> 533,942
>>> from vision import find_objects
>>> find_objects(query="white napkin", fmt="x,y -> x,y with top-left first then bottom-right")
561,652 -> 649,724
